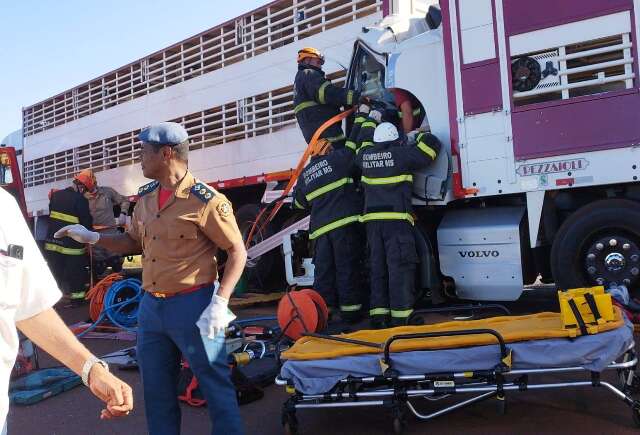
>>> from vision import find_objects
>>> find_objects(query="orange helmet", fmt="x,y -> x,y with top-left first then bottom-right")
297,47 -> 324,65
74,169 -> 96,191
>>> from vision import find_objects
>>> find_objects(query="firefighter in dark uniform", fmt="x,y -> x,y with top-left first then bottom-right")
292,104 -> 371,322
356,119 -> 442,328
294,47 -> 362,150
44,181 -> 93,299
54,122 -> 246,435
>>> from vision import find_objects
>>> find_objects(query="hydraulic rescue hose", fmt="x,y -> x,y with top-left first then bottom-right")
77,273 -> 143,337
244,107 -> 356,250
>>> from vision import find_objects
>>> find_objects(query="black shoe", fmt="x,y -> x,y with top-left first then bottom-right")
370,315 -> 390,330
390,316 -> 424,328
340,310 -> 364,324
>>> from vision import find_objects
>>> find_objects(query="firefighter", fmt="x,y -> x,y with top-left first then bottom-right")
294,47 -> 363,150
73,169 -> 130,274
292,104 -> 371,323
44,180 -> 93,300
356,119 -> 442,328
389,88 -> 425,134
54,122 -> 245,435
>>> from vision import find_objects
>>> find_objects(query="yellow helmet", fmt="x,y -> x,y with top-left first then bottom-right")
297,47 -> 324,65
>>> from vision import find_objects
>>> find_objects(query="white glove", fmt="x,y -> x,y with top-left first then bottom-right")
54,224 -> 100,245
358,104 -> 370,114
369,110 -> 382,123
116,213 -> 127,226
196,295 -> 237,339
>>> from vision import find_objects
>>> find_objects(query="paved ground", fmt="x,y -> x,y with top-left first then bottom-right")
8,294 -> 640,435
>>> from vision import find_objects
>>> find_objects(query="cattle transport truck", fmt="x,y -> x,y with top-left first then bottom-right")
22,0 -> 640,300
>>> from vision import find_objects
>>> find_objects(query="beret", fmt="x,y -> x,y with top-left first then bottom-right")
139,122 -> 188,146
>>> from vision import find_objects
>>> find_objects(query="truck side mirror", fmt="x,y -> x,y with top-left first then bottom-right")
426,5 -> 442,30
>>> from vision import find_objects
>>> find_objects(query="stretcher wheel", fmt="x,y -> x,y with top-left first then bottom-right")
282,411 -> 299,435
496,394 -> 507,416
632,405 -> 640,428
392,406 -> 407,435
392,416 -> 406,435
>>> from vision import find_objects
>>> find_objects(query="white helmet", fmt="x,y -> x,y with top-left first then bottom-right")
373,122 -> 400,143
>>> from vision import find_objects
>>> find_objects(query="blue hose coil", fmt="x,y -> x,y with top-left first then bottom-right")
77,278 -> 143,337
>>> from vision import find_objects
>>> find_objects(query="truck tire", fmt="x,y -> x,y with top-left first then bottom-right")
235,203 -> 277,291
550,199 -> 640,292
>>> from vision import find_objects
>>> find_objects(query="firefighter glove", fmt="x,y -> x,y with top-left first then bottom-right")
196,294 -> 237,339
369,110 -> 382,123
54,224 -> 100,245
358,104 -> 371,114
116,213 -> 127,226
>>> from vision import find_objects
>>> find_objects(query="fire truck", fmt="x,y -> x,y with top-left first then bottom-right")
20,0 -> 640,299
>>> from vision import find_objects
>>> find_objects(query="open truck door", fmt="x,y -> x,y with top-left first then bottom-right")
0,146 -> 27,219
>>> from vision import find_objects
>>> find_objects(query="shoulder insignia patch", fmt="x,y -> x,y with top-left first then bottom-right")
137,181 -> 159,197
191,182 -> 217,203
216,201 -> 232,218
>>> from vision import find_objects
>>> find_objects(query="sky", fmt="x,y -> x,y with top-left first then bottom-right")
0,0 -> 268,141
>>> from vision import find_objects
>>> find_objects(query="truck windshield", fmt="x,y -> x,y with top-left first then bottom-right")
349,45 -> 385,100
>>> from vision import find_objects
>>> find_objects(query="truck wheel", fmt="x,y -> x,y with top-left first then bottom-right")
550,199 -> 640,291
235,203 -> 276,291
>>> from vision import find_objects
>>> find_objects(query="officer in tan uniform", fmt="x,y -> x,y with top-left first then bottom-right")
55,122 -> 246,435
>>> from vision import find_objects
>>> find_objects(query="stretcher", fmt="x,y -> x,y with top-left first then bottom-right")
276,307 -> 640,434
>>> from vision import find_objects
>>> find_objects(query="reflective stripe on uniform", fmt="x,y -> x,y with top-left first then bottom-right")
361,175 -> 413,185
309,215 -> 360,239
318,82 -> 330,104
398,108 -> 422,118
306,177 -> 354,202
294,101 -> 319,114
345,140 -> 357,151
370,307 -> 390,316
361,121 -> 377,129
417,140 -> 437,160
391,308 -> 413,318
354,116 -> 367,124
50,210 -> 79,224
341,304 -> 362,312
44,243 -> 86,255
360,212 -> 415,225
346,90 -> 354,106
294,199 -> 304,209
356,141 -> 374,154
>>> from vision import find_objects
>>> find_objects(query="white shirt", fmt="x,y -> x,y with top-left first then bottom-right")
0,188 -> 61,427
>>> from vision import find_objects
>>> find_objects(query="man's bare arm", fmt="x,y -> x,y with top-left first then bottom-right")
217,239 -> 247,300
17,308 -> 133,419
96,232 -> 142,255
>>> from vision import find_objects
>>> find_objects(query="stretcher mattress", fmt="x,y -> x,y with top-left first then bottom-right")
280,320 -> 634,395
282,308 -> 625,361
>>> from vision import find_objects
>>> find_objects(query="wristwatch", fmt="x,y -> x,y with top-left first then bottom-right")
82,356 -> 109,387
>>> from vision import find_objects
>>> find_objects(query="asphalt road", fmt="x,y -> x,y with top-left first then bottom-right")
8,298 -> 640,435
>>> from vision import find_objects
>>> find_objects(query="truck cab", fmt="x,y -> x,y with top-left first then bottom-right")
342,1 -> 640,300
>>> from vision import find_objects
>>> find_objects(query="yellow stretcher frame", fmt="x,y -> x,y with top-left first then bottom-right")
282,306 -> 625,361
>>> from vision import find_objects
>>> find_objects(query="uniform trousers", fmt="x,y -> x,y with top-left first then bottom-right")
44,251 -> 88,295
366,220 -> 419,323
312,224 -> 363,317
137,285 -> 244,435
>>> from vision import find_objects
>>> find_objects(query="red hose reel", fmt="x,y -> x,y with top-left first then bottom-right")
277,289 -> 329,340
